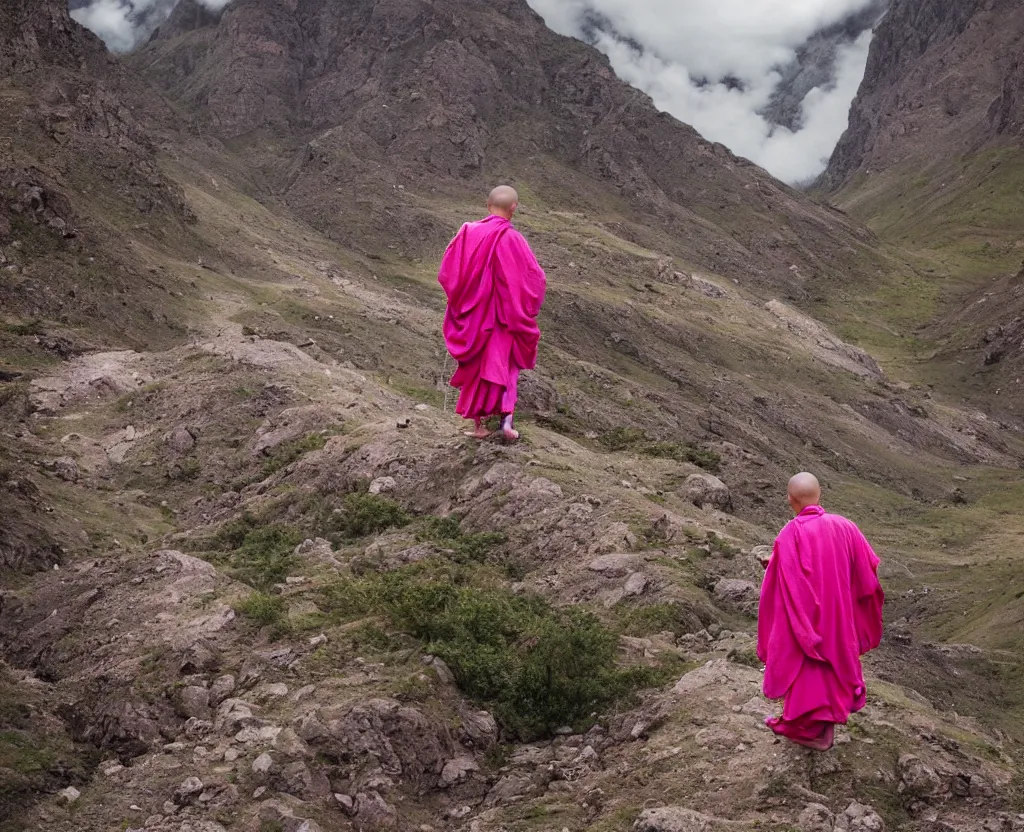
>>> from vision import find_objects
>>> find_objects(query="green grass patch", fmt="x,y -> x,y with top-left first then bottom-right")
320,560 -> 660,740
196,513 -> 302,589
308,492 -> 410,543
234,591 -> 288,629
418,515 -> 508,564
261,430 -> 337,477
617,601 -> 707,638
597,428 -> 720,472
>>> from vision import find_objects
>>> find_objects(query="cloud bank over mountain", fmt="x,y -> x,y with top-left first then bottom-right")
69,0 -> 230,52
526,0 -> 887,184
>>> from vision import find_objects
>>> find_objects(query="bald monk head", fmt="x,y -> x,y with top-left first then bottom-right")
787,472 -> 821,515
487,185 -> 519,220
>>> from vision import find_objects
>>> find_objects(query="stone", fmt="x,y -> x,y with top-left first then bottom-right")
623,572 -> 650,597
252,753 -> 275,776
897,754 -> 941,798
835,802 -> 884,831
458,708 -> 498,747
799,803 -> 836,832
634,806 -> 728,831
209,675 -> 236,706
423,655 -> 454,685
588,553 -> 642,578
167,427 -> 196,453
57,786 -> 81,805
485,774 -> 534,807
369,476 -> 397,495
713,579 -> 759,613
355,791 -> 398,829
177,685 -> 212,720
335,793 -> 356,815
172,777 -> 205,805
440,755 -> 480,788
681,473 -> 732,511
257,682 -> 290,700
50,456 -> 79,482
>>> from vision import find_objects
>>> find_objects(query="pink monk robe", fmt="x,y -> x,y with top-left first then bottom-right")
439,214 -> 546,420
757,505 -> 884,748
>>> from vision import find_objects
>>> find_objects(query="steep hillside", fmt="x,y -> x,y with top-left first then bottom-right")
130,0 -> 896,302
3,1 -> 1024,831
820,0 -> 1024,414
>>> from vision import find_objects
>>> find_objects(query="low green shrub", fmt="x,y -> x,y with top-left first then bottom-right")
419,516 -> 508,564
235,592 -> 288,628
311,492 -> 410,543
320,562 -> 654,740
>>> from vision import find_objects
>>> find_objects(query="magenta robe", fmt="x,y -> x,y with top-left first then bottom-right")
438,215 -> 546,420
757,505 -> 884,742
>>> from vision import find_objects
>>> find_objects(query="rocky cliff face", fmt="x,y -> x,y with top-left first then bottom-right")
822,0 -> 1024,190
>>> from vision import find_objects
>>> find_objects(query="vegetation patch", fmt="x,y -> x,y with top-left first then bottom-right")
261,430 -> 337,477
195,513 -> 302,589
235,591 -> 288,629
308,492 -> 410,543
418,515 -> 508,564
320,560 -> 659,740
617,600 -> 710,638
597,428 -> 721,472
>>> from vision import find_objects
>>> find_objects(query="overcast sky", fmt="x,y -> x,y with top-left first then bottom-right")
526,0 -> 881,184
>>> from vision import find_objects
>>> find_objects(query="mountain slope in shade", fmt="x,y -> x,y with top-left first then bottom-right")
131,0 -> 891,303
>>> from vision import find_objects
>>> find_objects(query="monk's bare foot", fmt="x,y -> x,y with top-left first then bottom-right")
500,414 -> 519,443
790,724 -> 835,752
465,426 -> 492,440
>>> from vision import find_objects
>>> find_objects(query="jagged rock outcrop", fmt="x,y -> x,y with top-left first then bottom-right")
823,0 -> 1024,190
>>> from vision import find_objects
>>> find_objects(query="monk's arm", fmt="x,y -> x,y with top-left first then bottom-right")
851,528 -> 884,654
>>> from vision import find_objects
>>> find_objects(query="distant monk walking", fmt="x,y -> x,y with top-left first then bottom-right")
757,473 -> 885,751
439,185 -> 547,442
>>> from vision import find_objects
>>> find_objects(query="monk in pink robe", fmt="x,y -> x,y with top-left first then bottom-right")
757,473 -> 884,750
438,185 -> 546,442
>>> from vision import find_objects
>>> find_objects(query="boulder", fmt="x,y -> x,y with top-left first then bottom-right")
897,754 -> 942,799
167,426 -> 196,453
355,790 -> 398,829
439,755 -> 480,788
634,807 -> 729,831
681,474 -> 732,511
588,553 -> 642,578
799,803 -> 835,832
176,685 -> 212,720
713,579 -> 759,614
368,476 -> 397,495
834,802 -> 884,831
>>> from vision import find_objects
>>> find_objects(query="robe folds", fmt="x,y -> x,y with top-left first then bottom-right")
438,215 -> 546,420
757,505 -> 885,742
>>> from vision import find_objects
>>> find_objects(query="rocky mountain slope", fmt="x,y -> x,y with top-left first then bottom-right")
821,0 -> 1024,419
2,1 -> 1024,831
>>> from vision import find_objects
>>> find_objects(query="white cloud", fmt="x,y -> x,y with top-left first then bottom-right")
71,0 -> 234,52
526,0 -> 880,183
71,0 -> 141,52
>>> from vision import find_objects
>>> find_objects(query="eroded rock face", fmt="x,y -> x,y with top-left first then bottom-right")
824,0 -> 1024,188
